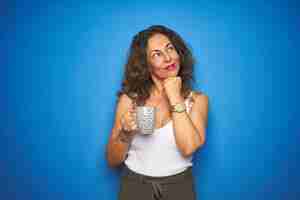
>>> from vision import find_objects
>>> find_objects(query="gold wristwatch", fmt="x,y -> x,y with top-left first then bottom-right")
171,103 -> 186,113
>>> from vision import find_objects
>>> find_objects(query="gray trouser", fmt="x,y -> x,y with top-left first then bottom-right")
118,166 -> 196,200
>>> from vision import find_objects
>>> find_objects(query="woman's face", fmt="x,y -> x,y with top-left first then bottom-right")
146,33 -> 180,80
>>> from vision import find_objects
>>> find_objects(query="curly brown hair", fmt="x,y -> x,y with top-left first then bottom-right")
118,25 -> 195,105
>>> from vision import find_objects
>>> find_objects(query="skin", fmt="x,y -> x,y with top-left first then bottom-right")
106,33 -> 209,167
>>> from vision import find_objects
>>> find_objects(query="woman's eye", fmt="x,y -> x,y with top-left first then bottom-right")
167,46 -> 175,51
153,52 -> 161,57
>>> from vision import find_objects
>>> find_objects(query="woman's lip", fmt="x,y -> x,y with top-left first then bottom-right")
166,63 -> 176,70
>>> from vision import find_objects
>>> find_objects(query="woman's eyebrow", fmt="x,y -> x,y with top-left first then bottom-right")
165,42 -> 173,48
150,49 -> 161,53
149,43 -> 173,53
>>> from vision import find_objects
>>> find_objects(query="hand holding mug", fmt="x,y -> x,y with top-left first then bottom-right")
120,104 -> 138,139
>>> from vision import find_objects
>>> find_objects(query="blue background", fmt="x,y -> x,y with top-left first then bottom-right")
2,0 -> 300,199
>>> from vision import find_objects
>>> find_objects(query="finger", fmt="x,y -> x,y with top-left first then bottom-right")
132,112 -> 137,119
129,114 -> 136,123
132,101 -> 137,109
123,124 -> 130,131
129,109 -> 136,114
123,114 -> 132,127
164,77 -> 172,83
130,120 -> 136,128
128,106 -> 133,112
164,77 -> 176,84
132,124 -> 138,131
120,116 -> 125,127
129,114 -> 137,123
123,112 -> 130,122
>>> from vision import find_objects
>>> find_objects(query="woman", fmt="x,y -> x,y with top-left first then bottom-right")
106,25 -> 208,200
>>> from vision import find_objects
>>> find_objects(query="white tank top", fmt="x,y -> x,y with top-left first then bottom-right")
125,93 -> 194,177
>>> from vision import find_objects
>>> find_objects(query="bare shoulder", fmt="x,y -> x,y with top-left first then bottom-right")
118,93 -> 134,107
192,91 -> 209,106
190,91 -> 209,126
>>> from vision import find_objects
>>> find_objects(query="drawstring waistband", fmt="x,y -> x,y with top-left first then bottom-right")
122,166 -> 192,200
149,181 -> 163,200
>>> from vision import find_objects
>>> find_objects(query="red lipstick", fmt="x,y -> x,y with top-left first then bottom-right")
166,63 -> 177,71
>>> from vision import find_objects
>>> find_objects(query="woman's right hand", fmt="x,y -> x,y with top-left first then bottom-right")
120,103 -> 138,139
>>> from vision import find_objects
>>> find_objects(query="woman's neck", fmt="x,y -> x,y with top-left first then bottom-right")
151,75 -> 165,97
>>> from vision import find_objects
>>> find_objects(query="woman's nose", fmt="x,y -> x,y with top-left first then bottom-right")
163,52 -> 171,62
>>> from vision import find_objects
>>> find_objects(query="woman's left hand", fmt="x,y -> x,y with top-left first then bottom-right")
163,76 -> 184,105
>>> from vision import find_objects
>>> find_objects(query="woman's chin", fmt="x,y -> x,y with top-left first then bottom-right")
152,71 -> 179,80
166,72 -> 179,78
160,75 -> 176,80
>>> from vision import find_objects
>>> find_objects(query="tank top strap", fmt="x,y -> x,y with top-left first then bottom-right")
185,91 -> 195,113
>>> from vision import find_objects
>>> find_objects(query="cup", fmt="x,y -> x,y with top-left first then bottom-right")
136,106 -> 156,135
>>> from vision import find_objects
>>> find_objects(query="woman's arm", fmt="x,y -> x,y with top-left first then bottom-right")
171,92 -> 209,157
163,77 -> 209,158
106,94 -> 136,167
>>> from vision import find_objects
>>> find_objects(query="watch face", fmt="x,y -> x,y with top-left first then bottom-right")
174,103 -> 186,112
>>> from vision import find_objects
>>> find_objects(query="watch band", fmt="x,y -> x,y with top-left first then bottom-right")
171,103 -> 186,113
